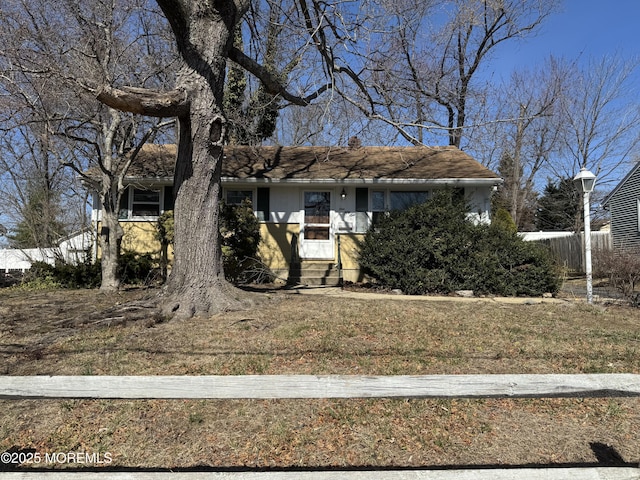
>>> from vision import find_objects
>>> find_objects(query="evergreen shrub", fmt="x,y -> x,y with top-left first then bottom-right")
118,251 -> 154,285
220,199 -> 261,283
358,190 -> 560,296
23,251 -> 155,289
25,258 -> 101,289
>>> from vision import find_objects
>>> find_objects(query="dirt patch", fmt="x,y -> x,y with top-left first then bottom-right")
1,286 -> 639,470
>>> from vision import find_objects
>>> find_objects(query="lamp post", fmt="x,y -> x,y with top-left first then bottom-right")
573,167 -> 597,304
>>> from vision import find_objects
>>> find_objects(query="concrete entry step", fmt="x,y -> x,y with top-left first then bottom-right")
288,262 -> 341,286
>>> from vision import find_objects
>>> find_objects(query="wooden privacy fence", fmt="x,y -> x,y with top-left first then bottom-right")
533,232 -> 612,273
1,374 -> 640,479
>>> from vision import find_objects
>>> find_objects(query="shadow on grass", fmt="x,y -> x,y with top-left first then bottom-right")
2,443 -> 636,472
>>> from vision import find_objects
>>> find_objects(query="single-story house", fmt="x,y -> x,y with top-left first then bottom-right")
602,161 -> 640,250
89,144 -> 502,285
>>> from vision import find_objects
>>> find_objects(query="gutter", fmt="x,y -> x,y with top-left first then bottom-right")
220,177 -> 504,187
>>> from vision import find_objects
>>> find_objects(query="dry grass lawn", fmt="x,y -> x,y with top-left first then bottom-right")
0,286 -> 639,471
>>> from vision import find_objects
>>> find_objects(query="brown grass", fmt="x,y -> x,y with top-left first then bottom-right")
1,286 -> 639,470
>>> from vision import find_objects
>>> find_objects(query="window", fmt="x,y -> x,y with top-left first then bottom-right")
355,188 -> 369,232
116,186 -> 165,219
131,188 -> 161,217
225,190 -> 253,206
224,189 -> 270,221
371,190 -> 386,225
390,191 -> 429,211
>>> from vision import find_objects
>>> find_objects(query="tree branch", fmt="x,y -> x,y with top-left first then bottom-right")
96,85 -> 189,118
227,46 -> 330,106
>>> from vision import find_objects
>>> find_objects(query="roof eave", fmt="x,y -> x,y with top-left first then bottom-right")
221,177 -> 503,186
123,177 -> 174,185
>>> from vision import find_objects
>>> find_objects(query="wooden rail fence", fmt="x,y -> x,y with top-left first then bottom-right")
1,374 -> 639,479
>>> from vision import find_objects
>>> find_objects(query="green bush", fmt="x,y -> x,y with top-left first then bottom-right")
220,199 -> 261,283
23,250 -> 156,289
118,250 -> 155,285
492,207 -> 517,234
359,190 -> 560,296
24,258 -> 101,289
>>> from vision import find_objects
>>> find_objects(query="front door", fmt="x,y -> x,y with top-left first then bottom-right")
300,190 -> 334,259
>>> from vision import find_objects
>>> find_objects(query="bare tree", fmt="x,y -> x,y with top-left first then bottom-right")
553,55 -> 640,191
301,0 -> 559,148
483,58 -> 566,230
94,0 -> 335,317
0,124 -> 72,248
478,54 -> 640,230
0,0 -> 177,289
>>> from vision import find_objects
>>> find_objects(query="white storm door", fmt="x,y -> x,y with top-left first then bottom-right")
300,190 -> 334,259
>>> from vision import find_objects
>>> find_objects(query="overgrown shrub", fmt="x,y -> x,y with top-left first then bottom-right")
220,199 -> 261,283
24,259 -> 101,289
118,251 -> 155,285
359,190 -> 560,296
22,250 -> 155,289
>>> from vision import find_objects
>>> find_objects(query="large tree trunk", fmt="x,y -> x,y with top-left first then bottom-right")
95,1 -> 254,318
99,197 -> 124,291
160,6 -> 248,319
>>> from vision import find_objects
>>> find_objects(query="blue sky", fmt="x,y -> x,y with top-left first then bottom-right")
488,0 -> 640,78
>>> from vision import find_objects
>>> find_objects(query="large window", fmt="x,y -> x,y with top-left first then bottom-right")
225,190 -> 253,206
132,189 -> 160,217
352,189 -> 439,231
118,186 -> 162,220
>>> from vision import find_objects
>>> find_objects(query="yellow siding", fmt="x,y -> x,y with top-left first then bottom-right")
97,221 -> 171,260
121,222 -> 162,255
337,233 -> 367,283
99,221 -> 368,282
258,223 -> 300,272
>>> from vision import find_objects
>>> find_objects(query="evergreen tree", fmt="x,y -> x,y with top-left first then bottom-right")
535,178 -> 580,231
9,183 -> 66,248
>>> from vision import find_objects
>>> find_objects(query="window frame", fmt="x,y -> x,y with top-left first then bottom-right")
118,186 -> 165,221
224,189 -> 255,207
223,188 -> 270,222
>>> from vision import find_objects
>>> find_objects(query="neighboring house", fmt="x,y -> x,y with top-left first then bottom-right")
0,229 -> 94,274
88,144 -> 502,285
602,162 -> 640,250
